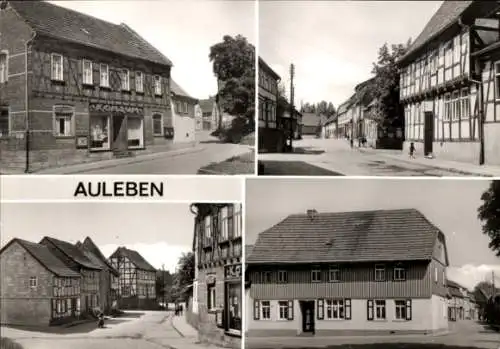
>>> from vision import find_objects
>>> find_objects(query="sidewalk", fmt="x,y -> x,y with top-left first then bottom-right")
162,314 -> 221,349
357,146 -> 500,177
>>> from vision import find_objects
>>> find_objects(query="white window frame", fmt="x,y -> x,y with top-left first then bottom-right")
277,300 -> 289,320
277,270 -> 288,283
53,105 -> 75,137
82,59 -> 93,85
311,269 -> 321,283
261,271 -> 272,283
152,112 -> 163,136
452,90 -> 460,121
394,300 -> 407,320
154,75 -> 162,95
495,61 -> 500,101
261,300 -> 271,320
100,64 -> 109,87
51,53 -> 64,81
325,299 -> 345,320
394,265 -> 406,281
183,101 -> 188,114
0,50 -> 8,83
444,93 -> 451,121
29,276 -> 37,288
204,216 -> 211,238
0,106 -> 10,138
434,267 -> 438,283
233,204 -> 242,238
460,88 -> 470,119
207,284 -> 216,311
135,71 -> 144,93
329,266 -> 339,282
375,264 -> 385,281
121,68 -> 130,91
375,300 -> 386,320
220,206 -> 229,240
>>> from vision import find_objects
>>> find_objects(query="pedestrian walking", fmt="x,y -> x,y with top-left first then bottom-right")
180,304 -> 183,316
409,142 -> 416,159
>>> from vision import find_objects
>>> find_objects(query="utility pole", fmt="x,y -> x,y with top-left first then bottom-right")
289,63 -> 295,152
492,270 -> 495,298
162,263 -> 166,310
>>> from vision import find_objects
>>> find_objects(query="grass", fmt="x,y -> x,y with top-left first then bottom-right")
0,338 -> 24,349
198,151 -> 254,175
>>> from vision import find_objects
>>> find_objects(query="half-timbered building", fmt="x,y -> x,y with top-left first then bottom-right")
0,238 -> 81,326
108,247 -> 157,310
0,1 -> 176,172
258,57 -> 283,153
246,209 -> 450,337
191,203 -> 242,348
399,0 -> 500,165
198,97 -> 220,132
39,237 -> 102,316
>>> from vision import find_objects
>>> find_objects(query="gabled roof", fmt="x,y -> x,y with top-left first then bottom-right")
171,79 -> 196,101
259,56 -> 281,81
247,209 -> 443,265
79,237 -> 120,276
245,245 -> 254,261
110,247 -> 156,271
40,236 -> 102,270
400,1 -> 474,64
9,1 -> 172,67
0,238 -> 80,277
301,112 -> 324,127
199,98 -> 215,113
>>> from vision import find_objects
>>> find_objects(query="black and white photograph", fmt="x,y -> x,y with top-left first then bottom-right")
245,178 -> 500,349
0,201 -> 243,349
0,0 -> 255,175
257,1 -> 500,177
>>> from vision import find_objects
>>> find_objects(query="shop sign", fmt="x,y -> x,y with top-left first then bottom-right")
89,103 -> 143,115
76,135 -> 88,149
224,264 -> 242,280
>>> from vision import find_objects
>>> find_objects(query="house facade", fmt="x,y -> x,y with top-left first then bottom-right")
399,1 -> 500,165
246,209 -> 450,337
170,79 -> 196,143
258,57 -> 283,152
0,1 -> 176,173
198,97 -> 219,131
191,203 -> 242,348
0,238 -> 81,326
446,279 -> 476,321
108,247 -> 157,310
336,97 -> 355,140
39,237 -> 101,315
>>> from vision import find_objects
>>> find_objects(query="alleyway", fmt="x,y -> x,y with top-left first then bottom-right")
258,137 -> 500,177
1,311 -> 205,349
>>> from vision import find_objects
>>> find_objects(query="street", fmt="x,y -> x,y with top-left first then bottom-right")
246,320 -> 500,349
1,311 -> 200,349
258,137 -> 497,177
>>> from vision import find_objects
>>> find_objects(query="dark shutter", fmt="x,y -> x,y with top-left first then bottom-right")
367,300 -> 374,321
317,299 -> 324,320
406,299 -> 412,321
345,298 -> 352,320
288,300 -> 294,320
253,300 -> 260,320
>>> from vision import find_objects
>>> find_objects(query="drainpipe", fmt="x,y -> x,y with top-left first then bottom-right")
24,31 -> 36,173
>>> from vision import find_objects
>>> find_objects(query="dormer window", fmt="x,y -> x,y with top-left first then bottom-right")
51,53 -> 64,81
120,69 -> 130,91
393,264 -> 406,281
375,264 -> 385,281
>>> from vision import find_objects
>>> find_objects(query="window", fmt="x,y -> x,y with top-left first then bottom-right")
453,36 -> 460,63
29,276 -> 37,288
154,75 -> 162,95
329,266 -> 340,282
311,269 -> 321,282
375,300 -> 386,320
444,94 -> 451,121
136,71 -> 144,92
461,88 -> 470,119
393,265 -> 406,281
261,301 -> 271,320
395,300 -> 412,320
53,105 -> 74,137
51,53 -> 64,81
452,90 -> 460,121
277,300 -> 293,320
496,62 -> 500,100
90,114 -> 110,150
82,60 -> 93,85
443,270 -> 446,286
0,107 -> 9,137
183,102 -> 188,114
325,299 -> 344,319
220,206 -> 229,240
152,113 -> 163,136
100,64 -> 109,87
260,271 -> 272,283
233,204 -> 242,238
434,267 -> 438,283
204,216 -> 211,238
0,51 -> 8,83
121,69 -> 130,90
278,270 -> 288,283
375,264 -> 385,281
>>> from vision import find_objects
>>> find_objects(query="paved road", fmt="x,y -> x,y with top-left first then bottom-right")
258,138 -> 472,176
247,320 -> 500,349
1,311 -> 195,349
74,142 -> 252,174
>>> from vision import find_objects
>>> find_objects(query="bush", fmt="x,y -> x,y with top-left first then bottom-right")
0,338 -> 24,349
216,117 -> 253,143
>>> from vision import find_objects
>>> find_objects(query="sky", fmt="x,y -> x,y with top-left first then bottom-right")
259,1 -> 443,107
0,203 -> 194,273
50,0 -> 256,100
246,178 -> 500,291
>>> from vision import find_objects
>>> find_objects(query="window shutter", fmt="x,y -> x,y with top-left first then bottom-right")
253,300 -> 260,320
93,63 -> 99,85
317,299 -> 324,320
406,299 -> 412,321
288,300 -> 294,320
367,300 -> 374,321
345,299 -> 352,320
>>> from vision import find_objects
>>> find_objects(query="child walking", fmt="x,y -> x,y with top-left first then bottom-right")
409,142 -> 416,159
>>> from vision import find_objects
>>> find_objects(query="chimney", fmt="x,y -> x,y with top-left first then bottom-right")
307,209 -> 318,220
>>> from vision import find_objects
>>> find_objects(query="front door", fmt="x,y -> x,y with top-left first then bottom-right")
301,301 -> 315,333
424,111 -> 434,156
112,112 -> 128,152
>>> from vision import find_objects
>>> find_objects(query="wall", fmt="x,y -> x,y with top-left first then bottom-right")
0,241 -> 52,326
171,98 -> 195,143
431,294 -> 449,331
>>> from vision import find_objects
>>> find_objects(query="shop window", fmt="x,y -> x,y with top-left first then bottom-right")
90,115 -> 110,150
51,53 -> 64,81
82,60 -> 93,85
207,284 -> 216,311
53,105 -> 74,137
0,51 -> 8,83
164,127 -> 174,139
127,117 -> 144,148
0,107 -> 9,137
153,113 -> 163,136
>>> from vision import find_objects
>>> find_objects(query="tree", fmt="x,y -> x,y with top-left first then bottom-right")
172,251 -> 195,301
371,40 -> 411,131
156,267 -> 173,304
209,35 -> 255,127
478,181 -> 500,256
276,82 -> 289,120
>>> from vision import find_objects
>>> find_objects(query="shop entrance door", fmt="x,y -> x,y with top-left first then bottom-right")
300,301 -> 315,334
112,113 -> 128,154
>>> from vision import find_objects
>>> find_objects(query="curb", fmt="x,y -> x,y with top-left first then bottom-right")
169,316 -> 185,338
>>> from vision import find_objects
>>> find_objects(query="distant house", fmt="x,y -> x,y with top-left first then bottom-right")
281,107 -> 302,142
170,79 -> 197,143
246,208 -> 450,337
446,279 -> 475,320
301,112 -> 324,136
40,237 -> 102,315
322,115 -> 337,139
108,247 -> 157,310
0,238 -> 81,326
198,97 -> 219,131
76,237 -> 120,314
336,97 -> 355,139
